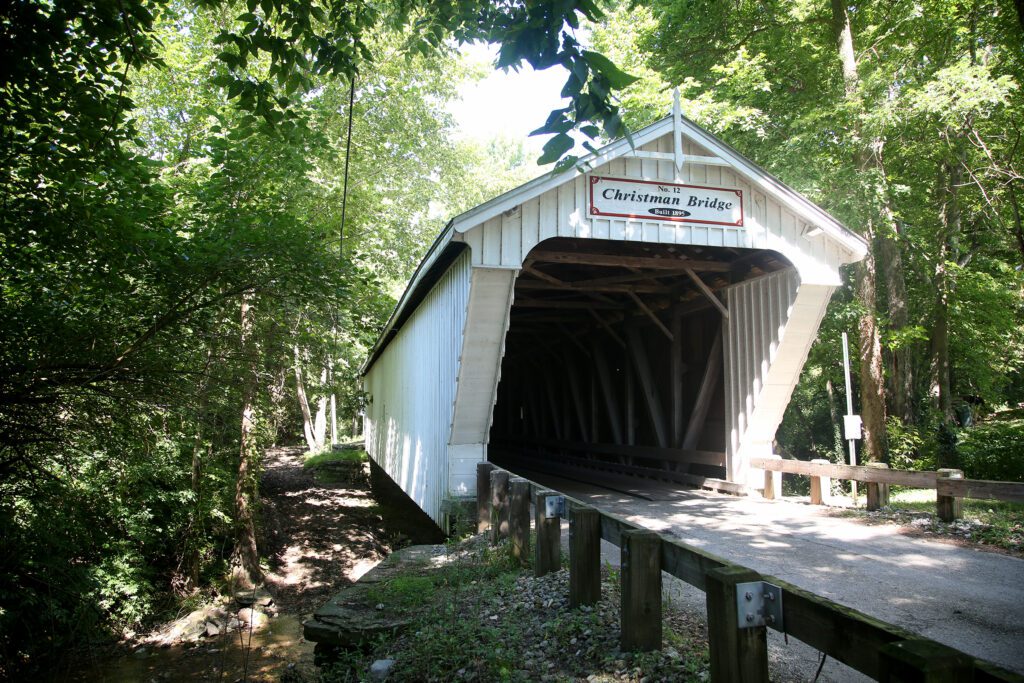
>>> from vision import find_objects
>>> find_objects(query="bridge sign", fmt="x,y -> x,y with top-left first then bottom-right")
588,175 -> 744,227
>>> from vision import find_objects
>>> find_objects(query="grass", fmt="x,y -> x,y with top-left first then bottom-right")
366,575 -> 437,610
313,536 -> 708,683
889,489 -> 1024,552
302,449 -> 368,485
302,449 -> 367,468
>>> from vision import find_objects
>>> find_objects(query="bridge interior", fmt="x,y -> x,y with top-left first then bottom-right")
487,237 -> 792,494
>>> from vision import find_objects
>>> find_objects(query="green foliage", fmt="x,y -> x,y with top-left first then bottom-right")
3,0 -> 598,673
367,575 -> 437,610
956,414 -> 1024,482
303,449 -> 368,469
948,261 -> 1024,405
886,418 -> 934,472
0,418 -> 241,672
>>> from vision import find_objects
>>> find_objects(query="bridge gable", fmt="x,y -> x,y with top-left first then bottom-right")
452,116 -> 863,287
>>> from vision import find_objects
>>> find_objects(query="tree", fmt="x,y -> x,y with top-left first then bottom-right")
593,0 -> 1024,463
3,0 -> 637,670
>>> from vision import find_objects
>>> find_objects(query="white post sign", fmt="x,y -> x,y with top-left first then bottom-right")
589,175 -> 744,227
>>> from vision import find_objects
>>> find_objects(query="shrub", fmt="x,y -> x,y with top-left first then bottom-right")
886,418 -> 934,471
957,416 -> 1024,482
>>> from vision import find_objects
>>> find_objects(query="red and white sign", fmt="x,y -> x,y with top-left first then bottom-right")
588,175 -> 744,227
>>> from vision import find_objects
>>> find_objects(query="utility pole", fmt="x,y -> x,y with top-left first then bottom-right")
841,333 -> 862,504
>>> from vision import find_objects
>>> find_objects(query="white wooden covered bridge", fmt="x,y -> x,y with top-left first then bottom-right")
360,104 -> 867,529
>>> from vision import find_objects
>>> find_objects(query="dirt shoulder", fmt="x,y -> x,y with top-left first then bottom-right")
825,504 -> 1024,559
260,446 -> 394,616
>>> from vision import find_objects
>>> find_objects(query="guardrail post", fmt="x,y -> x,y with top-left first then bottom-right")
762,454 -> 782,501
936,469 -> 964,523
509,478 -> 530,564
620,529 -> 661,652
878,639 -> 973,682
866,462 -> 890,511
476,462 -> 496,533
569,505 -> 601,608
534,490 -> 561,577
489,469 -> 510,544
810,458 -> 831,505
705,566 -> 769,683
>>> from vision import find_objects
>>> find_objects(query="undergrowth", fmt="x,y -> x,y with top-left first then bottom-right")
303,449 -> 368,469
312,537 -> 708,683
890,491 -> 1023,553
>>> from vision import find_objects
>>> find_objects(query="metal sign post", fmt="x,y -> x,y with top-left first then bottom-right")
841,333 -> 861,504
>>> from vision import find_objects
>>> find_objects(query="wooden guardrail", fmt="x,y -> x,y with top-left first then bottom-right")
751,457 -> 1024,520
476,463 -> 1024,683
937,478 -> 1024,504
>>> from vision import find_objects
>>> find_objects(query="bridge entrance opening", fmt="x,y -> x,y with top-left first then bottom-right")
487,237 -> 793,494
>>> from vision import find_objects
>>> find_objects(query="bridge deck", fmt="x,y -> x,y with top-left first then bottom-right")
507,465 -> 1024,679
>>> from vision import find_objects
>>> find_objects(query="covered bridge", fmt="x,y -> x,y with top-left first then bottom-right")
360,106 -> 867,529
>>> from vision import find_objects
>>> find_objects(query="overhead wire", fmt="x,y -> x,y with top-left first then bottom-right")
330,73 -> 357,446
339,74 -> 356,258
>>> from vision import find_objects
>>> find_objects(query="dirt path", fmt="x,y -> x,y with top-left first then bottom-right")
260,446 -> 392,616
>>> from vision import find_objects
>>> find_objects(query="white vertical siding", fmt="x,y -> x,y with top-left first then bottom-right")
450,268 -> 517,444
363,251 -> 471,523
723,269 -> 835,486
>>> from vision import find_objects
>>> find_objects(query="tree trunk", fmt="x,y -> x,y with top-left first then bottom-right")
830,0 -> 890,461
1009,181 -> 1024,264
856,246 -> 888,462
930,158 -> 960,423
294,345 -> 321,452
878,209 -> 914,423
314,366 -> 328,448
234,294 -> 262,586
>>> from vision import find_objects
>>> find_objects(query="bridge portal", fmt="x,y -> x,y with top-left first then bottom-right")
361,109 -> 866,529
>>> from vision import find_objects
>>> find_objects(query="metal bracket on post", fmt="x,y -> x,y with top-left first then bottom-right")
736,582 -> 783,630
545,495 -> 566,518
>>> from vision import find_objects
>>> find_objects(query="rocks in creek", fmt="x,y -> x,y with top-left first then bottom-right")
237,607 -> 269,631
150,596 -> 276,646
155,606 -> 231,643
234,586 -> 274,607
